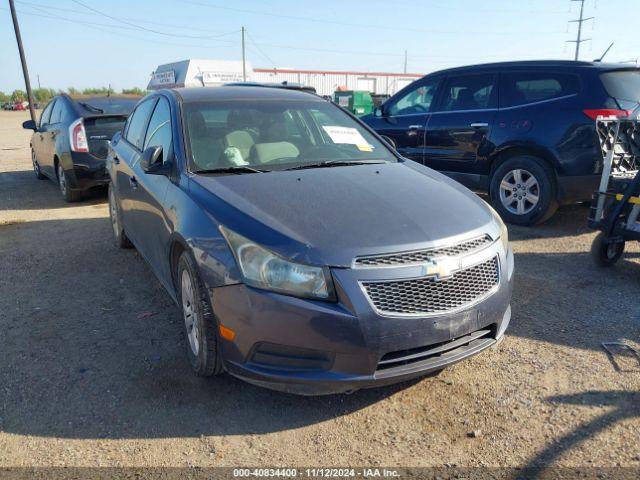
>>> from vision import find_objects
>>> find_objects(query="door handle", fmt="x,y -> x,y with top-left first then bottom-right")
129,176 -> 138,189
408,125 -> 423,130
470,122 -> 489,128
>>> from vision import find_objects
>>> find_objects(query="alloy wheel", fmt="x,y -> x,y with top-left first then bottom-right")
498,168 -> 540,215
31,150 -> 40,177
57,164 -> 67,196
109,187 -> 120,239
181,269 -> 200,356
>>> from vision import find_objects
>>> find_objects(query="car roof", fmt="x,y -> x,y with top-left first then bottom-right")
429,60 -> 640,76
169,86 -> 325,103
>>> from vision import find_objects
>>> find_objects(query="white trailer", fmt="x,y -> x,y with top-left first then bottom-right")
148,59 -> 254,90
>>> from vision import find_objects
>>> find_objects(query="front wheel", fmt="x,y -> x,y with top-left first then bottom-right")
591,232 -> 625,267
32,149 -> 45,179
108,184 -> 132,249
177,251 -> 223,377
489,156 -> 558,226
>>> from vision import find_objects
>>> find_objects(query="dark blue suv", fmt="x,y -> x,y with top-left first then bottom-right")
362,61 -> 640,225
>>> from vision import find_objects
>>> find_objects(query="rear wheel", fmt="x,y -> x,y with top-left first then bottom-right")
57,163 -> 82,202
591,232 -> 625,267
108,183 -> 132,249
177,251 -> 223,377
490,155 -> 557,226
32,149 -> 45,179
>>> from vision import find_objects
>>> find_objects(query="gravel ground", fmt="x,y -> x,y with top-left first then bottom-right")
0,110 -> 639,470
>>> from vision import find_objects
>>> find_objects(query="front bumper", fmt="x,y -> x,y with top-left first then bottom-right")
210,244 -> 514,395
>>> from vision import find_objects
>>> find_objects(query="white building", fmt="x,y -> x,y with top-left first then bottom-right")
148,59 -> 422,95
253,68 -> 422,96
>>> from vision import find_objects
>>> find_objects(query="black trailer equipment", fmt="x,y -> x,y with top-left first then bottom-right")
588,114 -> 640,266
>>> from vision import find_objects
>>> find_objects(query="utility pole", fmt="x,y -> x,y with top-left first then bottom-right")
403,50 -> 408,74
8,0 -> 36,123
37,74 -> 41,89
567,0 -> 593,61
241,26 -> 246,82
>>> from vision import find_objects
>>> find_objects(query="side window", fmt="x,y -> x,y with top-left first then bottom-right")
388,78 -> 440,116
143,98 -> 172,163
125,99 -> 157,150
39,101 -> 55,127
501,72 -> 579,107
440,74 -> 497,112
61,103 -> 75,123
49,99 -> 64,124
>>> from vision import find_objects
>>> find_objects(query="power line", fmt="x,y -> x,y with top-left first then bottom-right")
245,30 -> 276,68
69,0 -> 235,39
15,0 -> 237,35
0,6 -> 238,50
567,0 -> 593,60
180,0 -> 568,36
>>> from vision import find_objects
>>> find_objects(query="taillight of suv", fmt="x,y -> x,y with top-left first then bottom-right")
583,109 -> 632,120
69,118 -> 89,153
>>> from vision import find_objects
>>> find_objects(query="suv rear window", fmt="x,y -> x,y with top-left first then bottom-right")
600,70 -> 640,102
501,72 -> 579,107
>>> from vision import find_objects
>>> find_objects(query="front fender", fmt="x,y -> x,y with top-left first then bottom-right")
167,177 -> 242,295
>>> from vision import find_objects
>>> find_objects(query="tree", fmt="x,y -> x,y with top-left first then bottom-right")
0,92 -> 9,103
67,87 -> 80,95
11,90 -> 26,103
121,87 -> 147,96
33,88 -> 56,102
82,87 -> 109,95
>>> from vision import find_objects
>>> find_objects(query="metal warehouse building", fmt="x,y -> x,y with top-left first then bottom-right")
252,68 -> 423,96
148,59 -> 422,96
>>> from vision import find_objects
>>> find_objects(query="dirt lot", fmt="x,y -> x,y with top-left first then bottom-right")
0,110 -> 639,471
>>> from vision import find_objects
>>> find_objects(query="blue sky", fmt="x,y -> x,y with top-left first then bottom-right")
1,0 -> 639,93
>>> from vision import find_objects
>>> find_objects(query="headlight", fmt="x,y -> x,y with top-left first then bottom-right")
220,226 -> 335,301
499,218 -> 509,253
486,202 -> 509,252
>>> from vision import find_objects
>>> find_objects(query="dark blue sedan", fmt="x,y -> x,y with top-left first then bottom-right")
107,86 -> 514,395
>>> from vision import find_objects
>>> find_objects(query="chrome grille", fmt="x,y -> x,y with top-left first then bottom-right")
362,257 -> 499,316
354,235 -> 492,267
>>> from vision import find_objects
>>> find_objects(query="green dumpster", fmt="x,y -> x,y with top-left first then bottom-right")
334,90 -> 374,116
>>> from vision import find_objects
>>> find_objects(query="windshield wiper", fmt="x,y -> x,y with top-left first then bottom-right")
79,102 -> 104,113
283,159 -> 387,171
195,165 -> 265,175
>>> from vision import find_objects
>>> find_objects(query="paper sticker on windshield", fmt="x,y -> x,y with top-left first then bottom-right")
322,126 -> 374,151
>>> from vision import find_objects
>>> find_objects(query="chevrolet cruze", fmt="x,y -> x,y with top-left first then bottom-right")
106,86 -> 514,395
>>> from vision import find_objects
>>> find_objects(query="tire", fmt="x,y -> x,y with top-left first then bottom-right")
489,155 -> 558,226
31,149 -> 45,180
591,232 -> 625,267
177,251 -> 223,377
57,163 -> 82,202
108,183 -> 133,249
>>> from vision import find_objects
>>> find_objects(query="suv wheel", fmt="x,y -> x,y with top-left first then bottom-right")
490,155 -> 558,226
57,163 -> 81,202
32,149 -> 45,179
108,184 -> 133,249
177,251 -> 223,377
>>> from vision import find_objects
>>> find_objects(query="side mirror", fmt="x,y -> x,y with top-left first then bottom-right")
140,145 -> 171,175
22,119 -> 37,131
379,135 -> 396,150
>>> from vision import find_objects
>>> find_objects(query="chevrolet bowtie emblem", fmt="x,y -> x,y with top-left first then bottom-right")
421,257 -> 459,281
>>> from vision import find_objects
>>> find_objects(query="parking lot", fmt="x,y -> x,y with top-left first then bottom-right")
1,109 -> 639,469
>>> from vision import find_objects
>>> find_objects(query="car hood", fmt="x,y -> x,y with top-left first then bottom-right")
191,161 -> 497,267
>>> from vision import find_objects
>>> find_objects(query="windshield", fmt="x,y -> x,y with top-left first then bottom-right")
183,99 -> 396,172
